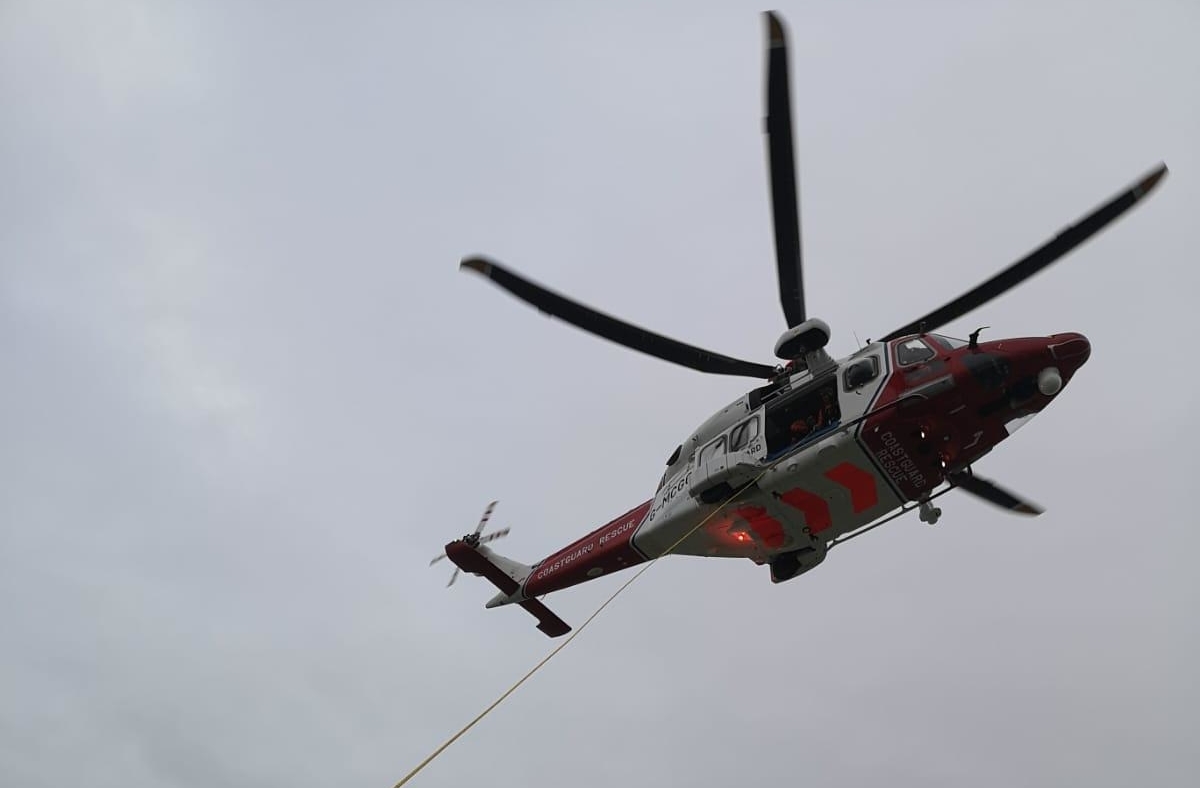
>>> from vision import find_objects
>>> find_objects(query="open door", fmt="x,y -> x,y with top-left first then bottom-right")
763,377 -> 841,459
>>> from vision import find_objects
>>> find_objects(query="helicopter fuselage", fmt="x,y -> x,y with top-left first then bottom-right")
442,9 -> 1161,638
490,330 -> 1090,602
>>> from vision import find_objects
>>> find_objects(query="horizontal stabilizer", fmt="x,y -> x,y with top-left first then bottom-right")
444,540 -> 572,638
518,599 -> 571,638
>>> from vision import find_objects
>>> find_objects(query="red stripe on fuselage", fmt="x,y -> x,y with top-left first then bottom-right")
824,462 -> 879,513
778,488 -> 833,534
733,505 -> 787,548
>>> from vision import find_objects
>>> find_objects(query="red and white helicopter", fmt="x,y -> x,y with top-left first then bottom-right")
431,11 -> 1167,637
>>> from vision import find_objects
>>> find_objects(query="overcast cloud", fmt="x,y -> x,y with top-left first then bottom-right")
2,1 -> 1198,786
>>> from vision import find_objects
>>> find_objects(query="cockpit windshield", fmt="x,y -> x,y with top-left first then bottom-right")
930,334 -> 969,350
896,334 -> 968,363
896,337 -> 935,365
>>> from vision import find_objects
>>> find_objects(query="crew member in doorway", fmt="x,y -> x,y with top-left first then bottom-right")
816,388 -> 838,428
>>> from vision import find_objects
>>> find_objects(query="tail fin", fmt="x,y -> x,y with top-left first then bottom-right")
444,540 -> 571,638
480,549 -> 533,595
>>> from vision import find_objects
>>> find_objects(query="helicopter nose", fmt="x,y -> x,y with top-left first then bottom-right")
1031,333 -> 1089,396
1048,332 -> 1091,369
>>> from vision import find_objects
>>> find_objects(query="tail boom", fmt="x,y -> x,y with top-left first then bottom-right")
521,500 -> 653,598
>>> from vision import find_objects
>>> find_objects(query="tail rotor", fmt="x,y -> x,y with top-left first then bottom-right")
430,501 -> 511,587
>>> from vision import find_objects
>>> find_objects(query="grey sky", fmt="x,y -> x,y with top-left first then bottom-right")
2,1 -> 1197,786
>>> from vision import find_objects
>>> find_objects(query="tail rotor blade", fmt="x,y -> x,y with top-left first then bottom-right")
473,500 -> 497,536
478,527 -> 511,545
436,502 -> 507,587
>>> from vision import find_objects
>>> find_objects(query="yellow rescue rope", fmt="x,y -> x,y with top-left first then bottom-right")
394,399 -> 934,786
392,467 -> 773,787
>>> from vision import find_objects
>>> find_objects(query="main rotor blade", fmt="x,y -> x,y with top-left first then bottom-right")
950,471 -> 1043,515
880,163 -> 1168,343
765,11 -> 806,328
461,257 -> 777,379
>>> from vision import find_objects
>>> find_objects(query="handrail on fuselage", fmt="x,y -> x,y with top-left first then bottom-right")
765,420 -> 843,462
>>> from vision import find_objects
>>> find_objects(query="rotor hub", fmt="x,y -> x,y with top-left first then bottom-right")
775,317 -> 830,360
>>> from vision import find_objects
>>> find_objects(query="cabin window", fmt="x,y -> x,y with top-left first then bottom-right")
729,416 -> 760,452
665,444 -> 682,466
763,379 -> 841,458
699,436 -> 726,466
897,337 -> 935,366
843,356 -> 879,390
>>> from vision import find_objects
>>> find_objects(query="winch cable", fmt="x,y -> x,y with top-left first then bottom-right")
394,409 -> 930,786
392,469 -> 771,787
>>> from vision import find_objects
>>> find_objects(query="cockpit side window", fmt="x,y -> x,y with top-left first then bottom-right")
843,356 -> 879,390
896,337 -> 935,366
665,444 -> 682,466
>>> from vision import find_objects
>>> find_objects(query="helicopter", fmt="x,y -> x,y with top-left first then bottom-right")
432,11 -> 1167,638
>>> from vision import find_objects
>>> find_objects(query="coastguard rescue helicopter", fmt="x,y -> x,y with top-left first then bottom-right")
430,11 -> 1167,637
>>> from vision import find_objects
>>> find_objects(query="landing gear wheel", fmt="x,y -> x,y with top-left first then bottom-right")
918,500 -> 942,525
